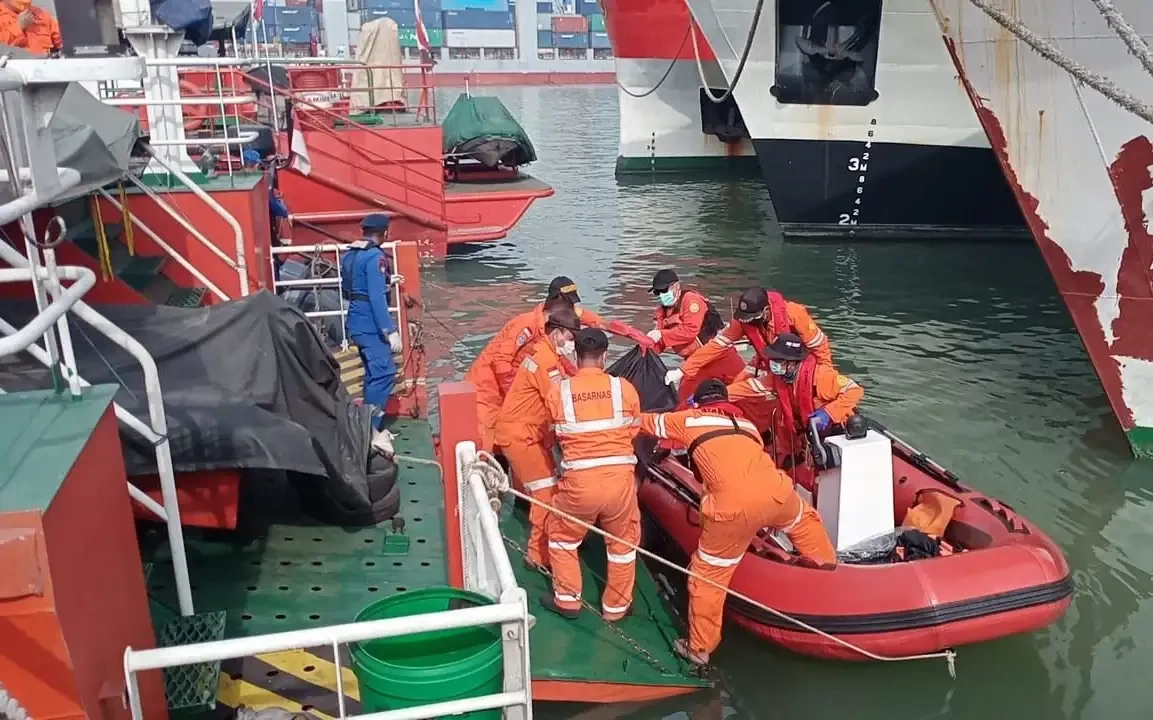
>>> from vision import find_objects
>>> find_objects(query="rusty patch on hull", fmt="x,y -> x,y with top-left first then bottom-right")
941,36 -> 1135,430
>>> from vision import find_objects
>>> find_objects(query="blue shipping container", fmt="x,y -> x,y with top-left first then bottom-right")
441,8 -> 514,28
576,0 -> 599,16
535,1 -> 551,10
365,0 -> 442,10
536,29 -> 554,46
268,6 -> 318,26
441,0 -> 508,11
553,31 -> 587,48
590,31 -> 610,48
361,7 -> 440,26
279,25 -> 318,44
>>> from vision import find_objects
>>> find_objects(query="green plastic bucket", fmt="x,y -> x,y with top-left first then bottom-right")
349,587 -> 503,718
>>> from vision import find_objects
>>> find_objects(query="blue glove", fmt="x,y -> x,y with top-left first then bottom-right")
810,408 -> 832,433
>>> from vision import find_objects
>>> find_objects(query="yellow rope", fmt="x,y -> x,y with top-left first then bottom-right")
118,182 -> 135,255
90,195 -> 113,281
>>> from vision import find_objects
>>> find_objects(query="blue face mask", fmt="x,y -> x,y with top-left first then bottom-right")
657,290 -> 676,307
769,360 -> 787,376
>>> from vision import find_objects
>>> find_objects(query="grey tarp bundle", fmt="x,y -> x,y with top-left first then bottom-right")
441,94 -> 537,168
0,61 -> 140,206
0,291 -> 395,525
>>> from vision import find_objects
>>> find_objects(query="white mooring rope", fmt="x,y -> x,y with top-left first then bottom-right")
966,0 -> 1153,125
444,450 -> 958,674
0,682 -> 30,720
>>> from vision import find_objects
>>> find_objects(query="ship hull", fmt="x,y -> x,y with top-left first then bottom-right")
935,0 -> 1153,457
602,0 -> 758,176
685,0 -> 1026,238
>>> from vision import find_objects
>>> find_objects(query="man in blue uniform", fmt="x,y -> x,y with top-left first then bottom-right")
341,213 -> 402,429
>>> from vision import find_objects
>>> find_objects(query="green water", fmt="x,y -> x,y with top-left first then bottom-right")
424,86 -> 1153,719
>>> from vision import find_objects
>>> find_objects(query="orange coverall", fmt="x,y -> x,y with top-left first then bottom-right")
681,294 -> 831,432
493,341 -> 571,567
770,358 -> 864,477
639,408 -> 835,655
465,304 -> 603,451
653,289 -> 744,401
544,369 -> 641,619
0,2 -> 61,56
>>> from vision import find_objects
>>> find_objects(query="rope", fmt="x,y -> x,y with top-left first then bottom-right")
89,196 -> 113,282
0,681 -> 30,720
118,182 -> 135,256
449,451 -> 957,673
1088,0 -> 1153,80
966,0 -> 1153,125
616,26 -> 692,99
692,0 -> 765,104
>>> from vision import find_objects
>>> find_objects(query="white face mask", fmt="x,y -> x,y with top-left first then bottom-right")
559,340 -> 575,357
769,360 -> 787,376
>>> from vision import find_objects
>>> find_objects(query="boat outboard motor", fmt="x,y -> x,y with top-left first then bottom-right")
814,416 -> 896,551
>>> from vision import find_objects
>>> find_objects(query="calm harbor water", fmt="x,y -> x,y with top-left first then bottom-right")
424,86 -> 1152,719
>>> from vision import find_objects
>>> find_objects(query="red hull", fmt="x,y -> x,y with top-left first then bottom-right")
640,433 -> 1072,660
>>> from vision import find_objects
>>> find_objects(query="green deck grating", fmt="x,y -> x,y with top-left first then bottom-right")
500,505 -> 710,692
141,418 -> 447,638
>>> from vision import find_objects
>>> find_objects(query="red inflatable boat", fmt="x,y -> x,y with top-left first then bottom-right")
639,420 -> 1072,661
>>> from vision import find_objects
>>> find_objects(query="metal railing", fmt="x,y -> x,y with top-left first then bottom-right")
268,241 -> 404,351
122,440 -> 532,720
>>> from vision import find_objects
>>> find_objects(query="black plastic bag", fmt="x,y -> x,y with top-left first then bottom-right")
607,346 -> 677,412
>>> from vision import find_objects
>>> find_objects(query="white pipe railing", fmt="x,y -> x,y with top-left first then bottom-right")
149,131 -> 260,147
141,143 -> 250,296
0,266 -> 94,358
0,167 -> 80,227
96,186 -> 231,302
0,238 -> 194,617
103,95 -> 258,107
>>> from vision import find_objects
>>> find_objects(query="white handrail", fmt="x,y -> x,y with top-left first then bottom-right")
459,442 -> 519,598
0,167 -> 80,227
141,143 -> 250,296
149,132 -> 261,147
0,238 -> 194,617
144,56 -> 366,68
103,95 -> 258,107
0,267 -> 94,355
96,186 -> 231,302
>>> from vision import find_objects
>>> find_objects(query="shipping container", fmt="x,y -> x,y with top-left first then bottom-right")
441,8 -> 514,28
535,1 -> 551,10
285,0 -> 316,6
441,0 -> 508,11
365,0 -> 442,9
590,30 -> 610,48
588,13 -> 604,31
398,26 -> 445,46
552,30 -> 587,47
536,29 -> 554,47
269,6 -> 319,25
550,14 -> 587,32
360,7 -> 438,26
444,28 -> 516,47
576,0 -> 599,16
261,0 -> 286,6
536,13 -> 551,29
279,25 -> 319,43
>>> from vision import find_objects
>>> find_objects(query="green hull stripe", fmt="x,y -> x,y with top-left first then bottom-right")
615,154 -> 761,176
1126,426 -> 1153,459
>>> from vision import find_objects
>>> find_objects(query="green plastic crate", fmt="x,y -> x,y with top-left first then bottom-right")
157,611 -> 228,718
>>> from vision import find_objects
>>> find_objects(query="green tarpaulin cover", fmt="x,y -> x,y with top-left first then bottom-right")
441,93 -> 537,168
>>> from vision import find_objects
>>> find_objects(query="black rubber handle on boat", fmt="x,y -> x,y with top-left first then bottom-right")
808,418 -> 829,469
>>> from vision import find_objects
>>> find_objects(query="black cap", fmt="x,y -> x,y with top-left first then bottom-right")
574,328 -> 609,354
547,276 -> 580,303
650,269 -> 680,294
545,305 -> 582,332
733,288 -> 768,322
763,332 -> 806,361
692,378 -> 729,405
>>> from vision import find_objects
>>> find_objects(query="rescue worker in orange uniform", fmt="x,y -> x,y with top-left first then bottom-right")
0,0 -> 61,56
638,379 -> 835,664
542,328 -> 642,621
645,269 -> 744,402
493,302 -> 582,570
667,287 -> 832,433
466,276 -> 653,451
763,333 -> 864,481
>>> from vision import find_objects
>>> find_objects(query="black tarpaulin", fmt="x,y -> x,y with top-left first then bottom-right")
0,291 -> 394,525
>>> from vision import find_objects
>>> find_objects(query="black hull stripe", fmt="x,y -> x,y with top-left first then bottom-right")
728,576 -> 1073,635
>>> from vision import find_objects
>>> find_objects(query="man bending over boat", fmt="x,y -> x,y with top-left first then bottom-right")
541,328 -> 642,622
763,333 -> 863,480
493,303 -> 582,570
466,275 -> 654,451
645,269 -> 745,401
666,287 -> 831,433
638,379 -> 835,665
341,214 -> 401,430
